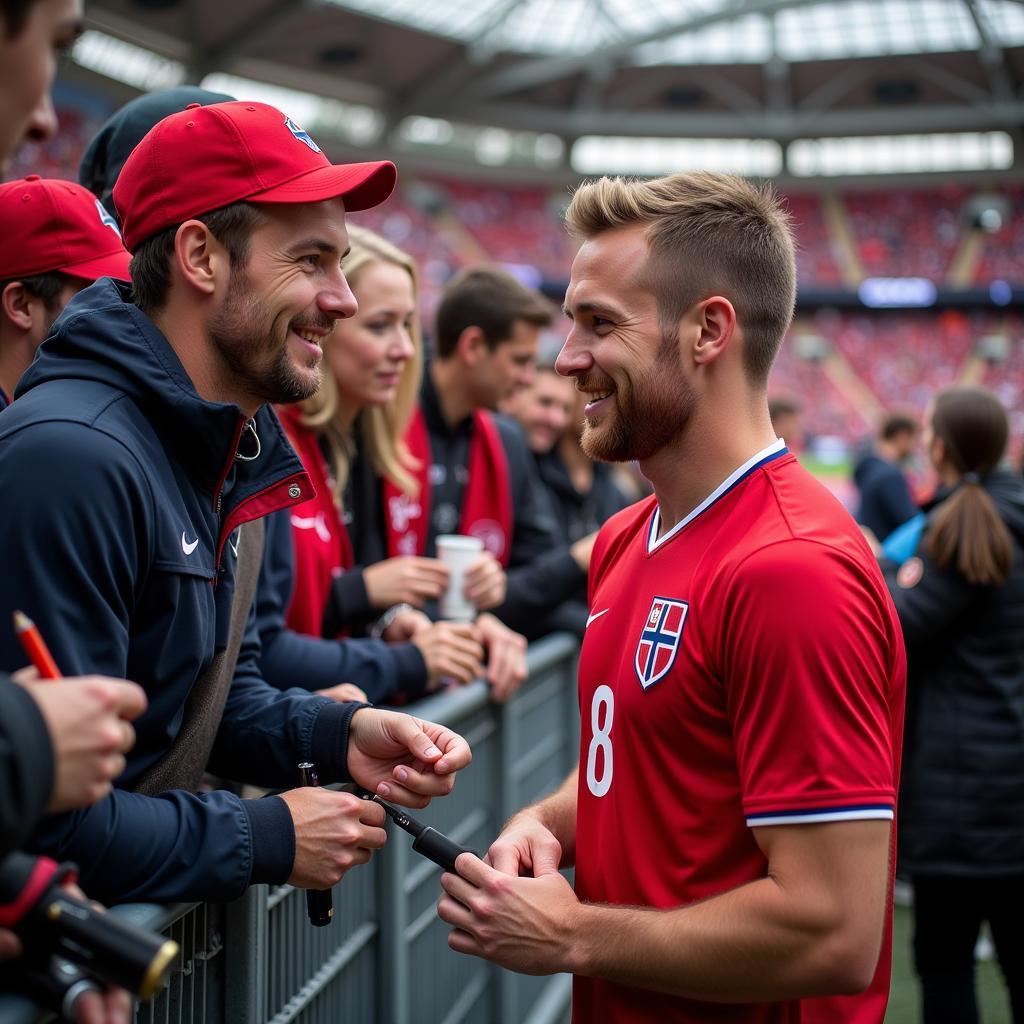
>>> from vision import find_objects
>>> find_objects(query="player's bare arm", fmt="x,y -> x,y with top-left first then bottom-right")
440,817 -> 890,1000
484,768 -> 578,876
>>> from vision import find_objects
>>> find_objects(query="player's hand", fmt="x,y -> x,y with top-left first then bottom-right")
412,622 -> 485,688
382,607 -> 433,642
473,614 -> 527,702
12,675 -> 148,811
438,853 -> 579,975
363,556 -> 449,609
346,708 -> 472,808
463,554 -> 505,610
315,682 -> 369,703
280,787 -> 387,888
485,811 -> 562,877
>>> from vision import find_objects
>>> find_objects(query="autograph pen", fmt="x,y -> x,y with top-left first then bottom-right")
12,611 -> 62,679
364,792 -> 475,873
297,762 -> 333,927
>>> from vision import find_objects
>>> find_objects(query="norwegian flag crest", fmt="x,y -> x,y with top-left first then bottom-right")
634,597 -> 689,690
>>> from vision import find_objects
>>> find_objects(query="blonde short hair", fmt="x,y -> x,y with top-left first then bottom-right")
300,224 -> 423,500
565,171 -> 796,385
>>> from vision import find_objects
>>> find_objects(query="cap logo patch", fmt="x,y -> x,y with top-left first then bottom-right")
95,198 -> 122,238
284,116 -> 321,153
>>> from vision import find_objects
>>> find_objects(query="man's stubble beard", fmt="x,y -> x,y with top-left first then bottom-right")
580,328 -> 696,463
208,265 -> 323,407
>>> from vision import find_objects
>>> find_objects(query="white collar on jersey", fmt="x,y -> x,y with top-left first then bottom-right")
647,438 -> 787,554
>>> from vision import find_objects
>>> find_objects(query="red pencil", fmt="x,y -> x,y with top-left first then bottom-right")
12,610 -> 62,679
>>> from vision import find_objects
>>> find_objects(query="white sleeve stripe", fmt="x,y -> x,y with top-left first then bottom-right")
747,808 -> 895,826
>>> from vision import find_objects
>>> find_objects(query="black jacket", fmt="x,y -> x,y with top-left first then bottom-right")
883,471 -> 1024,877
532,448 -> 632,636
0,279 -> 362,903
418,371 -> 587,639
0,680 -> 53,856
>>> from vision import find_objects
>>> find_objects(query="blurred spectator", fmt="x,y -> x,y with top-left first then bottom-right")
506,359 -> 575,456
0,0 -> 82,169
419,266 -> 594,640
78,85 -> 233,215
509,364 -> 631,636
0,175 -> 131,408
2,670 -> 145,855
879,386 -> 1024,1024
854,411 -> 920,541
768,394 -> 804,454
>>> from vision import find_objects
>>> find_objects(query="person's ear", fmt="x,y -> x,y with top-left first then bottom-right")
692,296 -> 737,368
1,282 -> 39,332
173,220 -> 229,298
456,326 -> 489,366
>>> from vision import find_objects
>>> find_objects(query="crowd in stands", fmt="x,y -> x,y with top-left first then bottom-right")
972,183 -> 1024,285
844,185 -> 968,281
784,191 -> 845,287
2,99 -> 1024,471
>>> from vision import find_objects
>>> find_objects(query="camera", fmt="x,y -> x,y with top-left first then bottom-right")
0,851 -> 178,1000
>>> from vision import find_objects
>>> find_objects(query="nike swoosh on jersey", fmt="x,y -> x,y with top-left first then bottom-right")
181,531 -> 199,555
586,608 -> 609,627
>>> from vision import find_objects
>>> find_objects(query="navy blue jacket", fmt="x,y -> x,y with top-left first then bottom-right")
0,279 -> 361,904
854,450 -> 918,541
257,506 -> 428,702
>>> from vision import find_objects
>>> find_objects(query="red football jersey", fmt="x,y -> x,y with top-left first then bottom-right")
574,443 -> 906,1024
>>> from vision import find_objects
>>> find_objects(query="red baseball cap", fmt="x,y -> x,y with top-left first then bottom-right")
113,101 -> 397,252
0,176 -> 132,282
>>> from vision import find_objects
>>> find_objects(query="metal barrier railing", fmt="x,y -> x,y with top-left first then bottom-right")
2,633 -> 579,1024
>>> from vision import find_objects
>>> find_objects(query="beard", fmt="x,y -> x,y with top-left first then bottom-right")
208,266 -> 323,407
579,327 -> 696,463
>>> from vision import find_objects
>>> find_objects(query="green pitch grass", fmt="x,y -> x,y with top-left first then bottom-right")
799,453 -> 854,480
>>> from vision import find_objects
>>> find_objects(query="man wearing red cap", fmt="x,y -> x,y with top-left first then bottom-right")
0,175 -> 131,409
0,101 -> 472,905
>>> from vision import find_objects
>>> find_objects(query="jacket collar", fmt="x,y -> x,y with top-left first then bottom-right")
15,278 -> 311,519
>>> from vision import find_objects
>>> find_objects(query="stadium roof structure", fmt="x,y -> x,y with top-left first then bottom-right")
73,0 -> 1024,180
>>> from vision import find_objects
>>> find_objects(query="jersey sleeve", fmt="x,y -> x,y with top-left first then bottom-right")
716,539 -> 901,827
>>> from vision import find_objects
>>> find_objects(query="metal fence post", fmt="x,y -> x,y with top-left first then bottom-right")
378,821 -> 411,1024
225,885 -> 267,1022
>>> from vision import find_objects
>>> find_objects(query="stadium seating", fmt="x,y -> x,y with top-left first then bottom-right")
8,104 -> 1022,456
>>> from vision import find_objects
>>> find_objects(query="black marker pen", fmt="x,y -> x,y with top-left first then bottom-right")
297,762 -> 333,927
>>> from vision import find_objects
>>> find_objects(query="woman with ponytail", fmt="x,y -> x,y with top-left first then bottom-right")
882,385 -> 1024,1023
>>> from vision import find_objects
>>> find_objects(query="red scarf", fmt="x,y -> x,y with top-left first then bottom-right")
276,405 -> 353,637
384,406 -> 513,566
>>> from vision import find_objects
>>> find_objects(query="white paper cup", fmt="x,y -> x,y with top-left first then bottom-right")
436,534 -> 484,622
